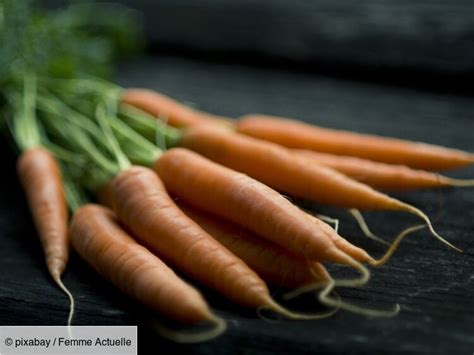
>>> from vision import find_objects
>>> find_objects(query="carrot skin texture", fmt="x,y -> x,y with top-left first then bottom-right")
17,147 -> 69,279
178,127 -> 460,253
178,126 -> 406,212
177,202 -> 331,287
154,148 -> 368,266
100,182 -> 331,285
295,150 -> 460,191
110,166 -> 274,309
121,89 -> 231,128
236,114 -> 474,171
70,204 -> 212,324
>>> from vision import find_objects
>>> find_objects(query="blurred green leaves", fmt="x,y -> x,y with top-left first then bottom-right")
0,0 -> 143,86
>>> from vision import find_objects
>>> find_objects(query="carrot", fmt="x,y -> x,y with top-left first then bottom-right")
154,148 -> 373,268
9,76 -> 74,325
99,156 -> 388,319
179,203 -> 400,317
70,204 -> 226,342
295,150 -> 474,190
120,89 -> 473,171
17,147 -> 74,324
109,165 -> 336,319
176,201 -> 331,287
121,89 -> 231,128
235,114 -> 474,171
177,126 -> 459,252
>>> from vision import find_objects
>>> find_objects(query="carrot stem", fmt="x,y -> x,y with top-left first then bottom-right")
7,74 -> 41,150
108,115 -> 161,166
119,103 -> 182,148
95,102 -> 130,170
36,91 -> 113,154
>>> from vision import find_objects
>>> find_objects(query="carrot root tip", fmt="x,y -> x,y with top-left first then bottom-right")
282,281 -> 330,301
151,314 -> 227,343
335,254 -> 371,288
318,280 -> 400,318
443,177 -> 474,187
371,224 -> 426,267
405,205 -> 463,252
53,275 -> 75,328
348,209 -> 390,246
259,297 -> 339,321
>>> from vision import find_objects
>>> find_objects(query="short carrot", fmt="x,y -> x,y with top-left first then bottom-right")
121,89 -> 231,128
109,165 -> 334,319
295,150 -> 474,190
177,201 -> 331,287
177,126 -> 459,251
235,114 -> 474,171
70,204 -> 226,342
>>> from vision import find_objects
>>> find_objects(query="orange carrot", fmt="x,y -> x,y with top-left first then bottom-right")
177,126 -> 459,251
177,201 -> 331,287
108,166 -> 337,319
122,89 -> 231,128
295,150 -> 474,190
236,114 -> 474,171
17,147 -> 74,323
100,176 -> 368,268
70,204 -> 226,342
152,149 -> 411,317
154,148 -> 373,267
70,204 -> 212,323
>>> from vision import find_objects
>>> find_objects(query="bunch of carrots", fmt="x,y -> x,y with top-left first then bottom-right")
3,0 -> 474,343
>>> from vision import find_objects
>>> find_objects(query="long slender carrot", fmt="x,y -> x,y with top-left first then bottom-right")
17,147 -> 75,323
120,89 -> 473,171
176,201 -> 331,287
153,149 -> 409,317
235,114 -> 474,171
295,150 -> 474,190
121,89 -> 231,128
8,75 -> 75,325
99,179 -> 332,286
154,148 -> 373,267
109,165 -> 335,319
100,123 -> 404,315
177,126 -> 459,251
70,204 -> 226,342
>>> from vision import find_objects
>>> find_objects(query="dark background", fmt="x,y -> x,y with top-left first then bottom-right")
2,1 -> 474,354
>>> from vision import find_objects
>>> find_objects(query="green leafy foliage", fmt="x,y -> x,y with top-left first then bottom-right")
0,0 -> 142,86
0,0 -> 144,208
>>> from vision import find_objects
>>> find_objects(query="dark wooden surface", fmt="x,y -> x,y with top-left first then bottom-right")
1,55 -> 474,354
